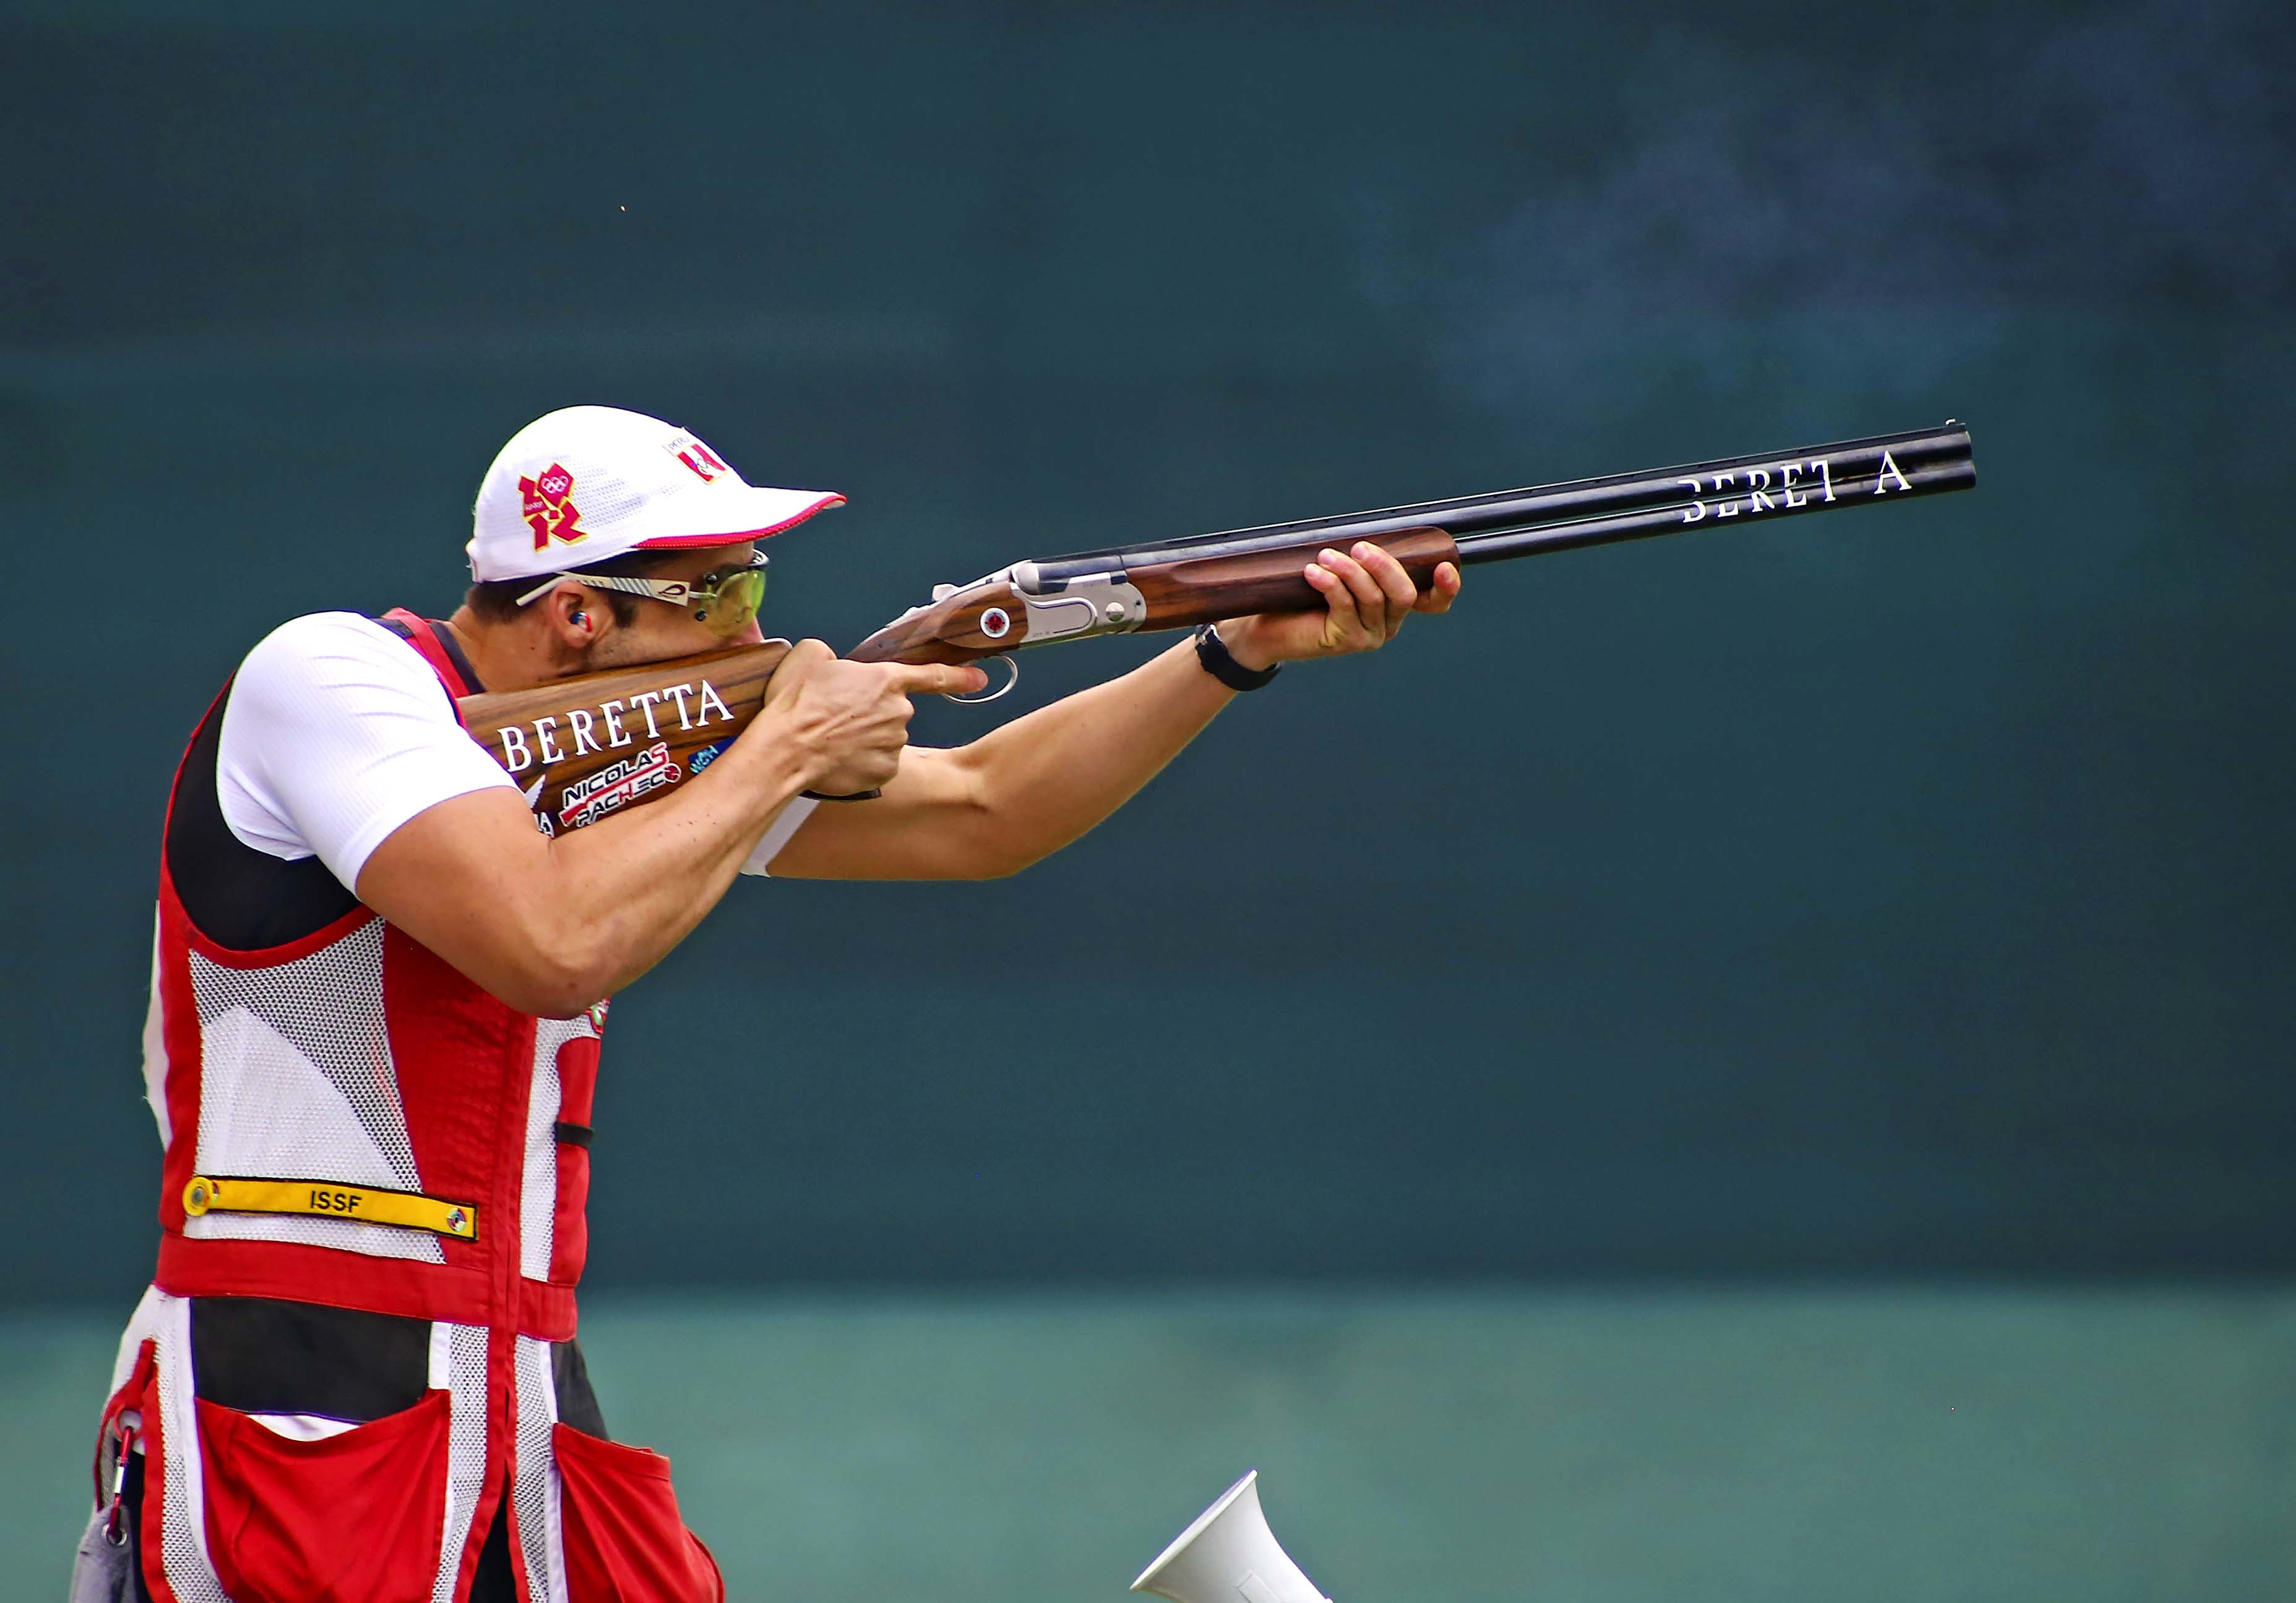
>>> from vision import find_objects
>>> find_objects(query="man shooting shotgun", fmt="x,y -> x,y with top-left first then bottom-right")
82,403 -> 1461,1603
84,402 -> 1969,1602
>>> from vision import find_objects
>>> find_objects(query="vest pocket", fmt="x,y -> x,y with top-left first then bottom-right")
549,1036 -> 600,1284
549,1133 -> 592,1283
551,1420 -> 724,1602
196,1388 -> 450,1603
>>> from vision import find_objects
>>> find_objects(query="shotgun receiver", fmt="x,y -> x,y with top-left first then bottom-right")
459,421 -> 1975,834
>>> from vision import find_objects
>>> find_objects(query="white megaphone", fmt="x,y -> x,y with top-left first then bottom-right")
1131,1471 -> 1332,1603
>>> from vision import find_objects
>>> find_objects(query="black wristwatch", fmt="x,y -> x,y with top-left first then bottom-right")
1193,624 -> 1282,692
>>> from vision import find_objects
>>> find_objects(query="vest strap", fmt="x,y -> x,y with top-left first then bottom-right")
182,1175 -> 480,1241
376,609 -> 483,698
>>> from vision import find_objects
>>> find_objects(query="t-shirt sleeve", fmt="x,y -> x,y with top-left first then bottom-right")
738,796 -> 820,876
216,612 -> 520,890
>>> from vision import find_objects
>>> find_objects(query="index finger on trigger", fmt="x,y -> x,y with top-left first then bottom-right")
884,661 -> 991,698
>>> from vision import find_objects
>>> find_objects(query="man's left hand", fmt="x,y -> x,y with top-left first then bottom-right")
1217,542 -> 1463,671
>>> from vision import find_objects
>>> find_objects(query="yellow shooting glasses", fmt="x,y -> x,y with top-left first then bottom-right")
516,549 -> 770,638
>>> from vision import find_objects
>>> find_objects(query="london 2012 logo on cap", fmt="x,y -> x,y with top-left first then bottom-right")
519,462 -> 589,550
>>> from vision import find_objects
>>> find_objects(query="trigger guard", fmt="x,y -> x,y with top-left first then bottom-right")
944,653 -> 1018,705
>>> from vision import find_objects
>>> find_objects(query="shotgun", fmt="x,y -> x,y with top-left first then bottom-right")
459,422 -> 1975,835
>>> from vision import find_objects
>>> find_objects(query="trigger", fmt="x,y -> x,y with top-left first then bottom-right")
945,654 -> 1019,705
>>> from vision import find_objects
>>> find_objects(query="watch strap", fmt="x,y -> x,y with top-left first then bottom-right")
1194,624 -> 1282,692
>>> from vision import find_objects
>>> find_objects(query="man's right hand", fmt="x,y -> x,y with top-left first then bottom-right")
748,638 -> 988,795
358,641 -> 987,1017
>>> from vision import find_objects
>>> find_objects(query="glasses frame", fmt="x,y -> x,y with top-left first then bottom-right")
514,549 -> 769,619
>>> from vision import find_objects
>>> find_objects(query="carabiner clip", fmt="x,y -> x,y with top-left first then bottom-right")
102,1417 -> 137,1547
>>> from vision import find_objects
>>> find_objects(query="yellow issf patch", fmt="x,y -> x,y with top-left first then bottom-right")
181,1175 -> 478,1240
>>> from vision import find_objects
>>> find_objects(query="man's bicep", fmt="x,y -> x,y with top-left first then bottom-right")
355,789 -> 555,996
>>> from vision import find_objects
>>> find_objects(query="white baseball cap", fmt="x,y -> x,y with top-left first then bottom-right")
468,405 -> 844,583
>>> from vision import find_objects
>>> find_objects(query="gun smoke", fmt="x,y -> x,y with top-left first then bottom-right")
1378,0 -> 2295,416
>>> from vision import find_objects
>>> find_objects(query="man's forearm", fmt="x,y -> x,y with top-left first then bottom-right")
363,642 -> 962,1010
944,544 -> 1438,874
357,730 -> 814,1016
540,734 -> 816,996
950,635 -> 1235,872
772,543 -> 1452,883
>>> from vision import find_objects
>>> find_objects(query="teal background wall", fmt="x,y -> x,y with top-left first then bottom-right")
2,1 -> 2291,1592
4,0 -> 2289,1302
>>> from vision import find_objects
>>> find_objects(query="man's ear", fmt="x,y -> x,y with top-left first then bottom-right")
538,582 -> 605,651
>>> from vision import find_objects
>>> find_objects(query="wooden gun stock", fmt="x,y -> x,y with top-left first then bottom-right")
455,642 -> 790,836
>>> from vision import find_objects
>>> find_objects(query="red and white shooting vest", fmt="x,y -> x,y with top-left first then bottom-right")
100,612 -> 720,1603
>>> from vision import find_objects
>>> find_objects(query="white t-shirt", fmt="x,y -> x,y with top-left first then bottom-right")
217,612 -> 814,886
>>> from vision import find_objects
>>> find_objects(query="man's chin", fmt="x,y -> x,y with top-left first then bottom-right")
581,637 -> 670,674
574,624 -> 753,676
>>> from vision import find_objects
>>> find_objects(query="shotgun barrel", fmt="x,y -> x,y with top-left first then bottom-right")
849,421 -> 1976,669
1024,423 -> 1972,586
